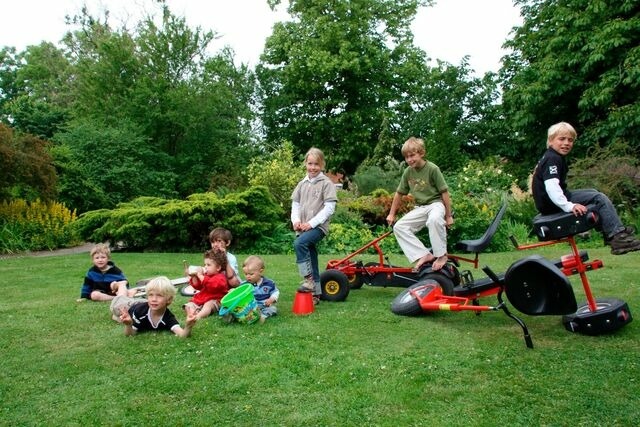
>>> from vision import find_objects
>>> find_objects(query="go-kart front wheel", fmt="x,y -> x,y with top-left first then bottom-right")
321,270 -> 351,301
390,280 -> 441,316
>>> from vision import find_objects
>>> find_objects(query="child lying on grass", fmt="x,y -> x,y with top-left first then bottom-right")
110,276 -> 197,337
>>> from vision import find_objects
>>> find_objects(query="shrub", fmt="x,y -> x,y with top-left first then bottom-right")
351,164 -> 402,196
450,156 -> 516,197
251,223 -> 296,255
245,141 -> 301,211
0,124 -> 57,202
52,120 -> 178,212
0,199 -> 80,253
341,190 -> 415,226
319,223 -> 377,255
570,141 -> 639,211
74,186 -> 282,252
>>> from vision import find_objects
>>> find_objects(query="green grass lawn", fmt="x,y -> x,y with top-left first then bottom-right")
1,246 -> 639,426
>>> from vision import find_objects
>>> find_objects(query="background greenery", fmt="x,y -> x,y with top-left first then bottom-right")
1,247 -> 638,425
1,0 -> 638,216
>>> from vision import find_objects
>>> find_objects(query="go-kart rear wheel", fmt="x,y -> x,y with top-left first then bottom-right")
347,272 -> 364,289
390,280 -> 440,316
420,273 -> 454,296
562,298 -> 632,335
321,270 -> 350,302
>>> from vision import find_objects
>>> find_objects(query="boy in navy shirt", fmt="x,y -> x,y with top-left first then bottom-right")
79,243 -> 135,301
532,122 -> 640,255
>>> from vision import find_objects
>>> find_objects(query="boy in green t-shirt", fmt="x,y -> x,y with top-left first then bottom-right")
386,137 -> 453,271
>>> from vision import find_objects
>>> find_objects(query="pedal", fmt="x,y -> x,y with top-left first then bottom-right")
460,270 -> 474,286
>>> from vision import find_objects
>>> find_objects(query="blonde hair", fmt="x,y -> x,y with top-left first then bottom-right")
305,147 -> 326,169
145,276 -> 176,303
401,137 -> 426,157
243,255 -> 265,270
547,122 -> 577,147
90,243 -> 111,258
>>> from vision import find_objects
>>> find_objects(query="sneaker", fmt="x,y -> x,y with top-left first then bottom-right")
312,295 -> 321,305
297,277 -> 315,293
610,231 -> 640,255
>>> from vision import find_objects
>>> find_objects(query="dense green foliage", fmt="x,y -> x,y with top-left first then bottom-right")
74,186 -> 282,252
52,120 -> 179,211
502,0 -> 640,168
569,140 -> 640,210
245,141 -> 302,210
0,124 -> 57,201
1,4 -> 256,212
258,0 -> 505,175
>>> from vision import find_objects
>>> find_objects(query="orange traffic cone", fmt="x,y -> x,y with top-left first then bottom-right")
292,291 -> 315,315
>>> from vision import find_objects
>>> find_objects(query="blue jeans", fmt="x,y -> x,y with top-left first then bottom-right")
294,227 -> 326,285
569,189 -> 624,238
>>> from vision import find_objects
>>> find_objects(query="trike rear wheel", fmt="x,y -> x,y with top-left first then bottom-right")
562,298 -> 632,335
419,273 -> 454,296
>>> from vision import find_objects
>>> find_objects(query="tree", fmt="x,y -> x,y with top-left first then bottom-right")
0,124 -> 57,201
257,0 -> 432,173
57,3 -> 257,201
0,43 -> 72,139
52,119 -> 178,212
501,0 -> 640,165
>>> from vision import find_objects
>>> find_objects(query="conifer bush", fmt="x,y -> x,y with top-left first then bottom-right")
74,186 -> 282,252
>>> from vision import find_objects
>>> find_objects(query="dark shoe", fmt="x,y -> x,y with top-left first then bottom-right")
605,226 -> 636,245
312,295 -> 321,305
610,231 -> 640,255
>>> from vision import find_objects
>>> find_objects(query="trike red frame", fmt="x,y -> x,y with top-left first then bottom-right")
390,206 -> 632,348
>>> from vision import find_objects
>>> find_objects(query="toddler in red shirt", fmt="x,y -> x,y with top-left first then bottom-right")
184,249 -> 229,319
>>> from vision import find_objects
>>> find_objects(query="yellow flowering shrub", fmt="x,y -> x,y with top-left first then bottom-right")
0,199 -> 80,252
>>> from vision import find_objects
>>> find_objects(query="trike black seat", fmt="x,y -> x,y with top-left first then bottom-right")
504,255 -> 577,316
532,206 -> 599,241
455,200 -> 507,253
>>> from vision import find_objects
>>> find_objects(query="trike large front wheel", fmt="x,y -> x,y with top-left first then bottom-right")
390,280 -> 440,316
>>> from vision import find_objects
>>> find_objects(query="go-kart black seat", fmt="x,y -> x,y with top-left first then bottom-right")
532,205 -> 599,241
504,255 -> 577,315
455,199 -> 507,253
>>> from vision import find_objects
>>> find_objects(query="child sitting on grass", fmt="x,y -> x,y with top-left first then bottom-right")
183,249 -> 229,319
78,243 -> 136,302
242,255 -> 280,322
110,276 -> 196,337
209,227 -> 241,287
